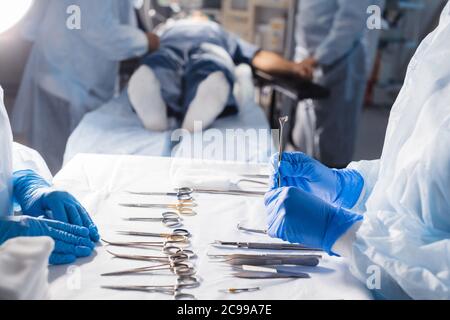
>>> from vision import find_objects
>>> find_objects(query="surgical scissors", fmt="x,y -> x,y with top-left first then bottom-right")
116,229 -> 191,242
128,188 -> 195,200
101,254 -> 196,277
102,239 -> 191,250
107,249 -> 197,263
123,211 -> 183,228
278,116 -> 289,188
120,200 -> 197,216
102,276 -> 200,300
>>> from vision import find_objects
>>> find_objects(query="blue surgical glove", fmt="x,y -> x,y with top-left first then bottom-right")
270,152 -> 364,209
265,187 -> 363,255
13,170 -> 100,242
0,216 -> 95,265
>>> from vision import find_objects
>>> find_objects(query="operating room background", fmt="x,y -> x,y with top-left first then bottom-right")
0,0 -> 446,162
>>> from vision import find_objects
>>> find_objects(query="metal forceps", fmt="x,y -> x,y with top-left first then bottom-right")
278,116 -> 289,188
124,212 -> 183,228
116,229 -> 191,242
120,199 -> 197,216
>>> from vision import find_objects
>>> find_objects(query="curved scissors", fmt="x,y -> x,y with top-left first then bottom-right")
124,212 -> 183,228
116,229 -> 191,242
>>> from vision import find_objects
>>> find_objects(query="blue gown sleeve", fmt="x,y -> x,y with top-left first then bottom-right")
74,0 -> 148,61
314,0 -> 371,66
20,0 -> 51,42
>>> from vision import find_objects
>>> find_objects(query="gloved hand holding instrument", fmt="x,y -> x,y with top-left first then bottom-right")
271,152 -> 365,209
266,151 -> 365,256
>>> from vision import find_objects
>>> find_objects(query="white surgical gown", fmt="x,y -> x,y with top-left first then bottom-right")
12,0 -> 148,173
1,86 -> 53,299
348,2 -> 450,299
292,0 -> 371,167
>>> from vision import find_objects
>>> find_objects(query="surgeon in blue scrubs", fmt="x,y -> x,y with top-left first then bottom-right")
292,0 -> 372,168
12,0 -> 160,173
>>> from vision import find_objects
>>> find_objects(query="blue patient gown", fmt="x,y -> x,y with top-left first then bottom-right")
141,20 -> 259,120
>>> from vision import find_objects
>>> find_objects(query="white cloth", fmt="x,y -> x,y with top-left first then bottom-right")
49,154 -> 372,300
12,0 -> 148,172
0,237 -> 53,300
348,2 -> 450,300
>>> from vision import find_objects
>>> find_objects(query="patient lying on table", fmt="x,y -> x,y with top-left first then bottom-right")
128,14 -> 310,132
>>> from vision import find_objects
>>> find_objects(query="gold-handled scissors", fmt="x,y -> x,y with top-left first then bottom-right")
107,249 -> 197,263
119,200 -> 197,216
116,229 -> 191,242
102,239 -> 191,250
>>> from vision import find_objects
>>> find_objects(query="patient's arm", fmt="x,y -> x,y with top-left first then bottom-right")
251,51 -> 314,81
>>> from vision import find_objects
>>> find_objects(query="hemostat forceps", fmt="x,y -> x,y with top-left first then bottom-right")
124,212 -> 183,228
116,229 -> 191,242
120,200 -> 197,215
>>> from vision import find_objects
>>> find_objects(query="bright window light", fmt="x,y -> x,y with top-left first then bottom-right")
0,0 -> 34,34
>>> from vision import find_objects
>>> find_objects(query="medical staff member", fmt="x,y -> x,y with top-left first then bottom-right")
12,0 -> 160,173
265,2 -> 450,299
1,86 -> 99,268
292,0 -> 371,168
